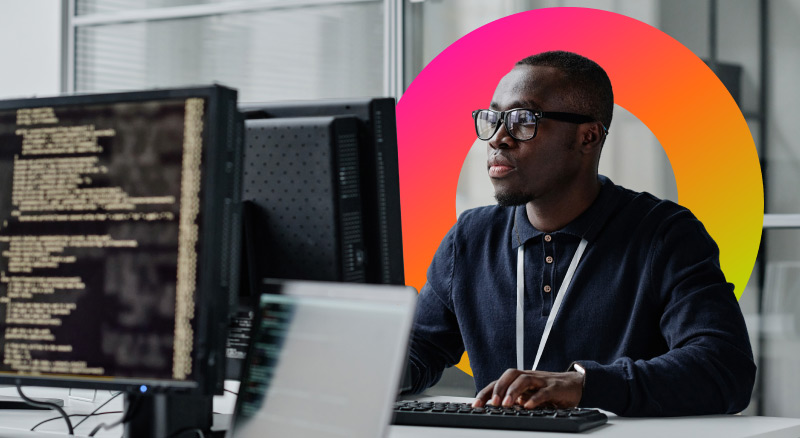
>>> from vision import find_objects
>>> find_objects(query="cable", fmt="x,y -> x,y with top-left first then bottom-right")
16,384 -> 74,435
31,391 -> 122,432
87,416 -> 123,436
88,419 -> 205,438
224,389 -> 238,396
87,422 -> 113,437
87,392 -> 142,437
72,391 -> 123,430
31,412 -> 123,432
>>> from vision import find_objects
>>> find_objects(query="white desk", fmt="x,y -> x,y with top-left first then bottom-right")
0,383 -> 239,437
0,386 -> 124,437
390,414 -> 800,438
0,393 -> 799,438
388,397 -> 800,438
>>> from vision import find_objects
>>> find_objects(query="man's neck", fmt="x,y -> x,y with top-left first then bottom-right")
525,176 -> 602,233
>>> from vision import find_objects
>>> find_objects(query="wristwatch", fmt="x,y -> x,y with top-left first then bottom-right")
569,362 -> 587,388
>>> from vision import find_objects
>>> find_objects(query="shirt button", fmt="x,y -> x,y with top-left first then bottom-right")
543,285 -> 552,293
545,256 -> 553,264
544,234 -> 552,242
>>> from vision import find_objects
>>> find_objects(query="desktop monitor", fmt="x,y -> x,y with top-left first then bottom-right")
239,98 -> 404,286
242,115 -> 367,284
230,280 -> 417,438
224,115 -> 366,381
224,100 -> 407,380
0,85 -> 242,436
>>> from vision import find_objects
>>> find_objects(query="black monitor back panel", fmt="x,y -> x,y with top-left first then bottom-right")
240,98 -> 404,285
243,116 -> 366,283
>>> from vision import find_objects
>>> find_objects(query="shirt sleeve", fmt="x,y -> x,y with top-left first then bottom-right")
404,224 -> 466,395
576,211 -> 756,416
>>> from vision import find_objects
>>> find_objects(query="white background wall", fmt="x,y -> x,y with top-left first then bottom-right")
0,0 -> 62,100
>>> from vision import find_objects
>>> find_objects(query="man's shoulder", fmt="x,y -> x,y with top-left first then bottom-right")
450,204 -> 516,244
612,182 -> 692,222
608,181 -> 703,241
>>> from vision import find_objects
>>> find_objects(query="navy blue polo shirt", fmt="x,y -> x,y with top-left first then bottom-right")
407,176 -> 755,416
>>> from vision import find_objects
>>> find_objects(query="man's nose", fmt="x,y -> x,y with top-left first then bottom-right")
488,121 -> 514,150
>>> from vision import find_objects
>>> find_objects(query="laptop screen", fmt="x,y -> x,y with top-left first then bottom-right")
230,281 -> 416,438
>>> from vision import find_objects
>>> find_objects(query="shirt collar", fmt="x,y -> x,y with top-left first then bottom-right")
511,175 -> 618,249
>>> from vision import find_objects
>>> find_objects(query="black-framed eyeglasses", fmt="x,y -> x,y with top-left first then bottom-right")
472,108 -> 608,142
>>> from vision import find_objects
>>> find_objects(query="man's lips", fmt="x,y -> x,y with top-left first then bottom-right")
489,164 -> 515,178
488,155 -> 515,178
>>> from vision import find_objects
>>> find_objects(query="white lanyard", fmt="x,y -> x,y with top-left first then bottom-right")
516,238 -> 588,370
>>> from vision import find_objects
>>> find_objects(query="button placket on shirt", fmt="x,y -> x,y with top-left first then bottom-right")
542,234 -> 555,313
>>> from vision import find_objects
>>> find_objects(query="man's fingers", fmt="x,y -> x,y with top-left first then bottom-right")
491,369 -> 523,406
523,387 -> 553,410
504,374 -> 544,407
473,380 -> 498,407
477,370 -> 583,408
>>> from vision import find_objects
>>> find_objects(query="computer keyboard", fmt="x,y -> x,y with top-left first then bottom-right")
392,400 -> 608,433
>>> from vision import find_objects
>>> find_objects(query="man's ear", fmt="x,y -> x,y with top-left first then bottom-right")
578,123 -> 604,155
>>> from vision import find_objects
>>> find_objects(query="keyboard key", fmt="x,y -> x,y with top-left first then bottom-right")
570,409 -> 600,417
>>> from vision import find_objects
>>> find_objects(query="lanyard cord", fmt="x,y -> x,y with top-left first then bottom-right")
516,238 -> 588,370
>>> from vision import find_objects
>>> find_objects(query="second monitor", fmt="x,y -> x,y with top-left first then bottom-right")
240,98 -> 404,286
243,115 -> 367,284
225,99 -> 405,381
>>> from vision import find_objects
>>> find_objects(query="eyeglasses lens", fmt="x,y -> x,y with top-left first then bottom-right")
476,111 -> 499,140
507,109 -> 537,141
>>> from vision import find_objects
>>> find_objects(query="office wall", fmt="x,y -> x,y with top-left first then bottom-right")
0,0 -> 62,99
0,0 -> 60,398
763,0 -> 800,419
663,0 -> 800,418
767,2 -> 800,217
72,3 -> 386,102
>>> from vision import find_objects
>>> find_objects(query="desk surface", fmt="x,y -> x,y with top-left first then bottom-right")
0,385 -> 237,437
388,397 -> 800,438
0,392 -> 799,438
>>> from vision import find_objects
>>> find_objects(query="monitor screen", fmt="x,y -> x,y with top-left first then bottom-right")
0,86 -> 242,393
231,280 -> 416,438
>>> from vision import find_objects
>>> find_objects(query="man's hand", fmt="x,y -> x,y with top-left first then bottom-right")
472,369 -> 584,409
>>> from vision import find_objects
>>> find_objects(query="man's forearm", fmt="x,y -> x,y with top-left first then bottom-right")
576,342 -> 756,416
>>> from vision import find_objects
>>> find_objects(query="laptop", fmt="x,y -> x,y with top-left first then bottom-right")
227,280 -> 417,438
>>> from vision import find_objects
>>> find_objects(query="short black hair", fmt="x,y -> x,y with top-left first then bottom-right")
516,51 -> 614,131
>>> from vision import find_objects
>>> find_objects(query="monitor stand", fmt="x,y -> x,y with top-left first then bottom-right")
124,392 -> 214,438
0,395 -> 63,410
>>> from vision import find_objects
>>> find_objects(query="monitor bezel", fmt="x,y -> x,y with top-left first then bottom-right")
0,85 -> 240,395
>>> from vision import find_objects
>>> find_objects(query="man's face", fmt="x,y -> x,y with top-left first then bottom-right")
486,65 -> 584,206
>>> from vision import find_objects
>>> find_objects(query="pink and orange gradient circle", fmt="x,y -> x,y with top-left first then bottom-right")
396,8 -> 763,374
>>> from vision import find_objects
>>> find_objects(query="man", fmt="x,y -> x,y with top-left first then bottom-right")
405,51 -> 755,416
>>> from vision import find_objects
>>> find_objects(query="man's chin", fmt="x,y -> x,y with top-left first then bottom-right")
494,191 -> 531,207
